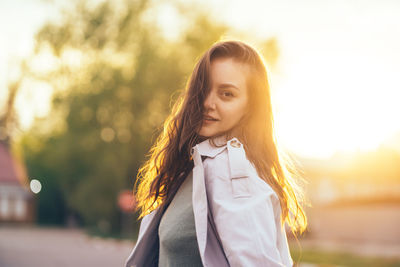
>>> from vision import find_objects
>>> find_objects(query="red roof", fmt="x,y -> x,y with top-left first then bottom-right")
0,142 -> 27,186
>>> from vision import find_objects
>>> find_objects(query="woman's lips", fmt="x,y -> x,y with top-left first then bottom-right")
203,115 -> 219,123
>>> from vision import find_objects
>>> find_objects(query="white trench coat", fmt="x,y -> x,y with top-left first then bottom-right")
125,137 -> 293,267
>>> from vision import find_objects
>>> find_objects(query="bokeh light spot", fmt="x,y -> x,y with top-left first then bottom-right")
30,179 -> 42,194
101,127 -> 115,142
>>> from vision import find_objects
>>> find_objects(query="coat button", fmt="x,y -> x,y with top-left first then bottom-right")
230,139 -> 241,148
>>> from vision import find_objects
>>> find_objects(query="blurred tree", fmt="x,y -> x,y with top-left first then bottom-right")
0,81 -> 20,146
18,0 -> 279,231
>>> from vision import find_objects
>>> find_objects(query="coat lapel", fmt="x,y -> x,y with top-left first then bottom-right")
192,136 -> 229,266
192,145 -> 208,263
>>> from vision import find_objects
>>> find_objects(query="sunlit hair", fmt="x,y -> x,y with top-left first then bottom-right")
135,40 -> 307,233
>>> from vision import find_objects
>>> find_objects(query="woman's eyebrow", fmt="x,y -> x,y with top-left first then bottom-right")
218,83 -> 240,91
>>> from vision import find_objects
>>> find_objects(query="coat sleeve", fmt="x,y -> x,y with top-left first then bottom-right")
124,209 -> 158,267
204,145 -> 293,267
136,209 -> 157,242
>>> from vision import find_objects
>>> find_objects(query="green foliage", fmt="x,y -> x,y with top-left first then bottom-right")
19,0 -> 278,231
290,246 -> 400,267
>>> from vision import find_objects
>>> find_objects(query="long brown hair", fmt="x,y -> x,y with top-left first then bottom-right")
135,40 -> 307,233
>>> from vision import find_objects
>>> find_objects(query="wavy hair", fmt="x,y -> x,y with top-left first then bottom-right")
134,40 -> 307,233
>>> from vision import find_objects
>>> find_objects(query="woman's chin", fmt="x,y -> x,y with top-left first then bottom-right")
197,128 -> 213,138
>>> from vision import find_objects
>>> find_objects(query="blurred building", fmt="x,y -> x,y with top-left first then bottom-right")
0,141 -> 34,223
298,151 -> 400,245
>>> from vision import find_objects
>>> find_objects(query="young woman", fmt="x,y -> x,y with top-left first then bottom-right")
125,40 -> 307,267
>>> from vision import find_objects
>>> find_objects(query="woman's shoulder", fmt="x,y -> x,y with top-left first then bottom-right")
198,137 -> 277,197
197,137 -> 246,176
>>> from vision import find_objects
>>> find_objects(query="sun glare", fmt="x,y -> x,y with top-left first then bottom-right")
272,50 -> 400,159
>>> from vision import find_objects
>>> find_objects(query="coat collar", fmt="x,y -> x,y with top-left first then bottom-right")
193,135 -> 240,158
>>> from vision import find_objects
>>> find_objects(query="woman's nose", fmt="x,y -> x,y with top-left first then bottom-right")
204,92 -> 216,110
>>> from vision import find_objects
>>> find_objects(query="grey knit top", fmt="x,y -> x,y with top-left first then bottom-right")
158,171 -> 203,267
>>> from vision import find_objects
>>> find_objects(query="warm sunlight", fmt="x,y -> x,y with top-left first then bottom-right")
215,0 -> 400,159
272,50 -> 400,159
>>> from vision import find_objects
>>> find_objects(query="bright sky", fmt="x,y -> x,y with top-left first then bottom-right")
1,0 -> 399,159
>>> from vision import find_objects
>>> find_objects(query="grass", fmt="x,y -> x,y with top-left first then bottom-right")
290,246 -> 400,267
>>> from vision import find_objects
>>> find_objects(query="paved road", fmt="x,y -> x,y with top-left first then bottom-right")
0,226 -> 134,267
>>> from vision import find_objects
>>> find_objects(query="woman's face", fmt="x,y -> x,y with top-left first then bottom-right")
198,57 -> 249,138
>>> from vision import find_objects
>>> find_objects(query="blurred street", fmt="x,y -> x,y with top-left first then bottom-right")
0,226 -> 134,267
1,225 -> 400,266
303,204 -> 400,258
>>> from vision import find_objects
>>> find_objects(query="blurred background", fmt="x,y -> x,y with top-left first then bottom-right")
1,0 -> 399,266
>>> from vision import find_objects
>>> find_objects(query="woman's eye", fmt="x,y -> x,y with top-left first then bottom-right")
222,91 -> 234,97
